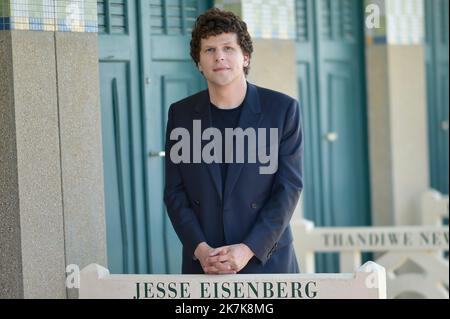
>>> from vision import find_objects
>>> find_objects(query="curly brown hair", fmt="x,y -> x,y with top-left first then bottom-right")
190,8 -> 254,76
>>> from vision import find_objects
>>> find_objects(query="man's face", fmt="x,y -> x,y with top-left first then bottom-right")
198,32 -> 250,87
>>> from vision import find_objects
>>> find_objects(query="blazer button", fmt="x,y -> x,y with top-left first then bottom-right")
194,200 -> 200,206
251,203 -> 257,209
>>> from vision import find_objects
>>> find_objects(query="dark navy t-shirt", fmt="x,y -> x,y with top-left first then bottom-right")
210,102 -> 244,192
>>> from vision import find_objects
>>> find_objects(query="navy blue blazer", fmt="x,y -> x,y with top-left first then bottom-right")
164,82 -> 303,274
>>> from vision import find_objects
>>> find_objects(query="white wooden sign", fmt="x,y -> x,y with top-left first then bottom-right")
295,224 -> 449,252
79,262 -> 386,299
292,217 -> 450,299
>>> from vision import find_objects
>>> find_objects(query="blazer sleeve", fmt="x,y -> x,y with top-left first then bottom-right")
164,105 -> 207,258
243,99 -> 303,266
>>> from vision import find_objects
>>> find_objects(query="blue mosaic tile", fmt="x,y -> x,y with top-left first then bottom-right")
0,17 -> 12,30
373,36 -> 388,44
29,17 -> 44,31
57,19 -> 70,32
85,20 -> 97,32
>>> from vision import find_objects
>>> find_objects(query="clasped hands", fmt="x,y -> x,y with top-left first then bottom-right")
194,242 -> 254,274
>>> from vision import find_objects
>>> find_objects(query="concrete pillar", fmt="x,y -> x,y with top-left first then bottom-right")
0,0 -> 106,298
365,0 -> 430,225
0,31 -> 25,299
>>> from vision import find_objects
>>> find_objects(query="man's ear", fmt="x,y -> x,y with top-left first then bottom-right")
197,63 -> 204,76
244,54 -> 250,67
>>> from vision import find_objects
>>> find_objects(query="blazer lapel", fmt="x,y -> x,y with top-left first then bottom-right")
223,83 -> 262,201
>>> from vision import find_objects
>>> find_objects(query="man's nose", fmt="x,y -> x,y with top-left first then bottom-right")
214,50 -> 225,61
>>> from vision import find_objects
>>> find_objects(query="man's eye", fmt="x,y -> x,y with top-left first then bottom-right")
206,48 -> 214,52
225,47 -> 233,51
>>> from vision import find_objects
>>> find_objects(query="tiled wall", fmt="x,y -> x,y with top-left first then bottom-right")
386,0 -> 423,45
0,0 -> 97,32
365,0 -> 424,45
0,0 -> 424,41
215,0 -> 296,40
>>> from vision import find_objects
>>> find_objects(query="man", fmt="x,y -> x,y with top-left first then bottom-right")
164,8 -> 303,274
